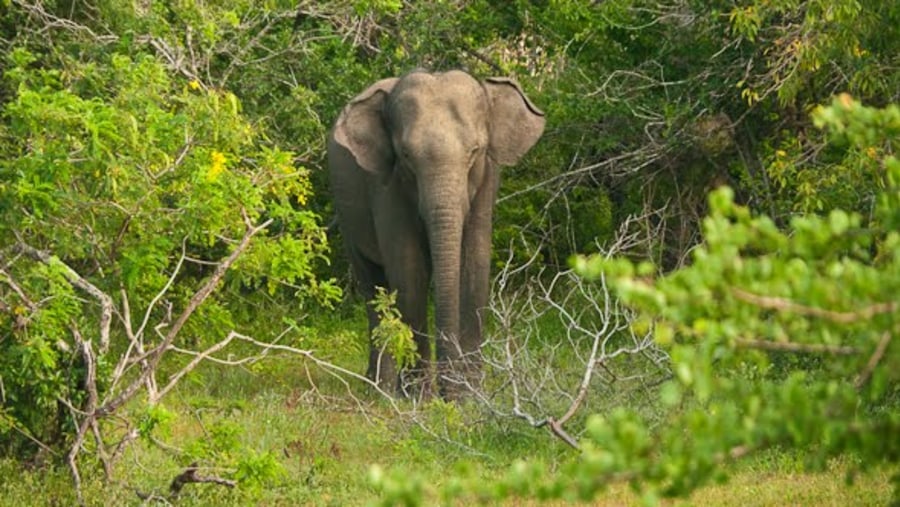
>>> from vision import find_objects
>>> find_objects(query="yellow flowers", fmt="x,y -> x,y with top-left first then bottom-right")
206,150 -> 227,182
838,92 -> 854,109
741,87 -> 760,106
188,80 -> 201,91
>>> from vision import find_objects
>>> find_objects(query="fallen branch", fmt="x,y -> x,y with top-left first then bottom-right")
546,418 -> 580,450
169,462 -> 236,496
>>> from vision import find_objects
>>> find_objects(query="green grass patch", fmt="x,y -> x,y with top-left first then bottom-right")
0,308 -> 895,506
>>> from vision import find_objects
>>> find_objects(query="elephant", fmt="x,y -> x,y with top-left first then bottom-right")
327,69 -> 545,396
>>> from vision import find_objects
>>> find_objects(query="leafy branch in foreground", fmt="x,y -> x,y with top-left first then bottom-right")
372,98 -> 900,505
575,96 -> 900,502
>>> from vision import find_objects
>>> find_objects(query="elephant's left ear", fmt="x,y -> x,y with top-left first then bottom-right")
484,77 -> 546,166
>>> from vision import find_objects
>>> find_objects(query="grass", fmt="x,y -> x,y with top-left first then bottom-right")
0,312 -> 895,506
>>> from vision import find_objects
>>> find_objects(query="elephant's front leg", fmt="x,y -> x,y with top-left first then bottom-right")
346,249 -> 394,389
456,168 -> 500,391
372,189 -> 431,397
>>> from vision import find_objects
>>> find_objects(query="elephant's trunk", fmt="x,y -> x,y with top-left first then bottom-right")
427,206 -> 463,346
421,182 -> 467,380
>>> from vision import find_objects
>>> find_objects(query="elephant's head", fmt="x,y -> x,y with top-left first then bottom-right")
331,70 -> 545,354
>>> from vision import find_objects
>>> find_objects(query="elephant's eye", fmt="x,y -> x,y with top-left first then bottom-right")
468,145 -> 481,164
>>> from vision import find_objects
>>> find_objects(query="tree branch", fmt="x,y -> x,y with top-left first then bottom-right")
546,418 -> 580,449
152,331 -> 238,402
855,330 -> 893,389
99,211 -> 271,416
14,239 -> 114,353
732,288 -> 897,324
65,330 -> 98,507
734,338 -> 857,355
169,462 -> 236,496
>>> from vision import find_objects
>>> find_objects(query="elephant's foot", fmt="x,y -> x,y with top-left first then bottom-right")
366,348 -> 400,395
399,363 -> 438,401
436,355 -> 483,401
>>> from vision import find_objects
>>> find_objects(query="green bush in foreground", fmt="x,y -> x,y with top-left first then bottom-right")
371,98 -> 900,505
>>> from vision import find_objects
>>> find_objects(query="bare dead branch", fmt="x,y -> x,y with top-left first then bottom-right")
14,239 -> 114,352
169,462 -> 236,496
11,0 -> 119,43
462,45 -> 505,74
0,266 -> 36,312
99,212 -> 271,416
547,418 -> 580,449
497,148 -> 664,205
227,332 -> 401,411
108,427 -> 140,469
0,267 -> 36,330
152,331 -> 238,403
461,207 -> 670,450
65,330 -> 98,507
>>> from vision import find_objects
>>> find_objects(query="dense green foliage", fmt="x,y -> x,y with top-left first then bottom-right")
370,95 -> 900,507
570,98 -> 900,501
0,0 -> 339,466
1,0 -> 899,504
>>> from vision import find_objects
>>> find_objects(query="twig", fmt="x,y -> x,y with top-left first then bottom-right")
732,288 -> 898,324
546,418 -> 580,450
227,332 -> 401,409
99,211 -> 272,416
855,331 -> 893,389
734,338 -> 857,355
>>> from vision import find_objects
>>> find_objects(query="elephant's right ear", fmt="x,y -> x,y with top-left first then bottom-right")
331,78 -> 398,176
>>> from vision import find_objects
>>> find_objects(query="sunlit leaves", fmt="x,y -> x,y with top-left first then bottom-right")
353,0 -> 402,16
0,14 -> 338,459
565,100 -> 900,502
234,450 -> 287,491
729,6 -> 762,41
813,94 -> 900,150
137,404 -> 176,439
370,288 -> 418,371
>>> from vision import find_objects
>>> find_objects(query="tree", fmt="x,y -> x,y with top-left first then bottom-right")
0,2 -> 338,497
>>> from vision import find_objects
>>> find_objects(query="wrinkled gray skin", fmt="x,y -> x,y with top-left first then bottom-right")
327,70 -> 545,395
